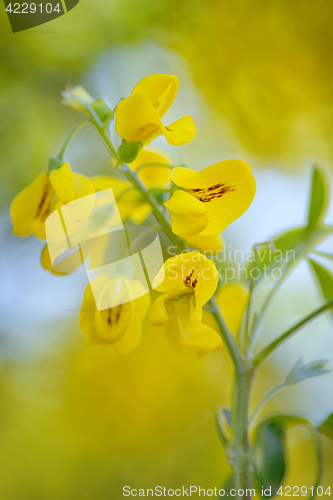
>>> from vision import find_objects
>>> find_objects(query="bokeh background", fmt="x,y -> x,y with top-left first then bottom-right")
1,1 -> 333,498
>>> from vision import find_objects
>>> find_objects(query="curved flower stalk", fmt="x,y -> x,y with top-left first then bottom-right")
116,74 -> 197,147
165,160 -> 256,237
11,162 -> 94,239
80,274 -> 150,353
148,252 -> 222,353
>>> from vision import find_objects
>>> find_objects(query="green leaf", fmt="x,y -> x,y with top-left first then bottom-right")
286,358 -> 331,385
319,412 -> 333,440
118,139 -> 143,163
308,258 -> 333,317
252,421 -> 286,497
307,165 -> 330,230
245,225 -> 332,279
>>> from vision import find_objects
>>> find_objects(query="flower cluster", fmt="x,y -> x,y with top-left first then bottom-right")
10,74 -> 255,354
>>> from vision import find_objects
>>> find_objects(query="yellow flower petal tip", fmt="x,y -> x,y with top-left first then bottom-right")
167,159 -> 256,237
116,74 -> 197,147
148,252 -> 221,353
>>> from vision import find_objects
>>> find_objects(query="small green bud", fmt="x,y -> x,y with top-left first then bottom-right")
118,140 -> 143,164
49,156 -> 65,171
91,98 -> 114,123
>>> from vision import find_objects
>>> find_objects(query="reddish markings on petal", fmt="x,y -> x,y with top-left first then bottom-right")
189,183 -> 236,202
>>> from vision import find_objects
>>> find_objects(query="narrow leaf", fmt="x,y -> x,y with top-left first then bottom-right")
286,358 -> 331,385
216,407 -> 232,446
307,165 -> 330,230
308,258 -> 333,317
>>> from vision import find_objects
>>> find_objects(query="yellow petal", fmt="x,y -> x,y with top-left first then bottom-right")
41,243 -> 83,275
115,285 -> 150,353
216,283 -> 248,334
184,234 -> 224,253
79,276 -> 108,345
148,292 -> 169,326
131,74 -> 179,118
91,175 -> 149,223
161,115 -> 197,146
93,277 -> 135,343
165,314 -> 188,351
172,160 -> 256,235
130,147 -> 172,187
178,299 -> 222,353
91,175 -> 130,195
165,190 -> 208,237
73,173 -> 95,199
152,251 -> 218,307
49,162 -> 74,204
170,212 -> 208,237
11,173 -> 53,238
116,94 -> 162,144
165,190 -> 206,218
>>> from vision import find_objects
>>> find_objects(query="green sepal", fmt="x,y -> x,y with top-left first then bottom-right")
91,98 -> 114,123
118,140 -> 143,164
48,156 -> 65,171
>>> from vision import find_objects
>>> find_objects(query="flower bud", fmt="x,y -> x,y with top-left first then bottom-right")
61,85 -> 94,111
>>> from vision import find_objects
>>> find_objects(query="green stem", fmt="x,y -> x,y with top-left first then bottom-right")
57,120 -> 91,158
231,363 -> 255,500
249,382 -> 287,427
119,163 -> 186,252
210,295 -> 243,372
254,298 -> 333,365
85,106 -> 119,159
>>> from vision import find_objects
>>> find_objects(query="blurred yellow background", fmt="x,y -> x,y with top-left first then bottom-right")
1,1 -> 333,497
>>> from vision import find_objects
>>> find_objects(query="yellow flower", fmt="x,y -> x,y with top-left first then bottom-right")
116,74 -> 197,146
148,252 -> 222,353
79,274 -> 150,353
92,147 -> 172,224
215,283 -> 248,334
130,147 -> 172,187
41,233 -> 110,276
165,159 -> 256,237
11,162 -> 94,240
184,234 -> 224,254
